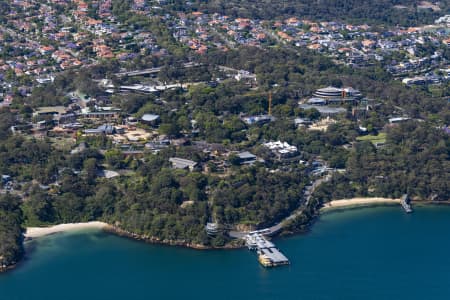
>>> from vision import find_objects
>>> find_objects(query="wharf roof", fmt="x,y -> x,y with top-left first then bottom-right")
259,248 -> 289,263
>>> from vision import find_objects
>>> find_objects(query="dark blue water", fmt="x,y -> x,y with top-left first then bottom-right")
1,206 -> 450,300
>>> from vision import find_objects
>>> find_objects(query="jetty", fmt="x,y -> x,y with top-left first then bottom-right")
244,231 -> 289,267
400,194 -> 413,213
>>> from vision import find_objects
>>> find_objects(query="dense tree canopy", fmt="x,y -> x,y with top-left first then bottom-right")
0,194 -> 23,268
172,0 -> 448,26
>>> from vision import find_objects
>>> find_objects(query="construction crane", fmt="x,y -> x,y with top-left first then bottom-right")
268,91 -> 273,116
242,90 -> 274,115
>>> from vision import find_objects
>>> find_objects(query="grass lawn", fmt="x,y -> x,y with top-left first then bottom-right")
356,132 -> 387,144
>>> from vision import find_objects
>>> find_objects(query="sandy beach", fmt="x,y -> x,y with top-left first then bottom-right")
320,197 -> 400,212
25,221 -> 109,239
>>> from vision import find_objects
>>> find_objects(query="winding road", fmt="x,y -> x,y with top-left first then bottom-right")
228,174 -> 331,239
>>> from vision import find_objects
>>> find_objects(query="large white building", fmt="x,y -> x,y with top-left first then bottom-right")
263,141 -> 298,159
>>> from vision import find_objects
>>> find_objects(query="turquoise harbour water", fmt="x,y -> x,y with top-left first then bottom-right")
1,206 -> 450,300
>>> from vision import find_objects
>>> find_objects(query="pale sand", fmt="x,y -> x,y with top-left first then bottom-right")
321,197 -> 400,211
25,221 -> 109,238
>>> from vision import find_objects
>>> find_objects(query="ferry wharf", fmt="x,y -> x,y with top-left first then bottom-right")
244,231 -> 290,267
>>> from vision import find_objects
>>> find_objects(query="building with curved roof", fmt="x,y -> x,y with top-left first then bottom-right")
313,86 -> 343,98
312,86 -> 362,104
141,114 -> 160,125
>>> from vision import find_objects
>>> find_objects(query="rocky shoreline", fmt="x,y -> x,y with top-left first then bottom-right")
105,226 -> 245,250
